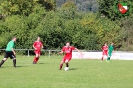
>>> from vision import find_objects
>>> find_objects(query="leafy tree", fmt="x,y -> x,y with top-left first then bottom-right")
0,0 -> 36,16
119,15 -> 133,50
59,1 -> 77,20
37,0 -> 56,11
0,0 -> 131,51
99,0 -> 133,20
0,0 -> 55,16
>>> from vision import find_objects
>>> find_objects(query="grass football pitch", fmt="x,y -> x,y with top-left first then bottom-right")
0,55 -> 133,88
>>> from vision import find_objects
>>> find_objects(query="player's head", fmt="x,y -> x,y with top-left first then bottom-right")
66,42 -> 70,47
12,37 -> 17,42
104,42 -> 108,46
111,42 -> 114,46
37,36 -> 40,41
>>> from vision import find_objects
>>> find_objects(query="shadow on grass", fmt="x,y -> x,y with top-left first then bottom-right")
0,65 -> 27,68
38,63 -> 45,64
16,66 -> 27,68
69,68 -> 78,70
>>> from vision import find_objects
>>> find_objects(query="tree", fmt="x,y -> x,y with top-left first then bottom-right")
59,1 -> 77,20
0,0 -> 36,16
37,0 -> 56,11
99,0 -> 133,20
119,15 -> 133,50
0,0 -> 55,16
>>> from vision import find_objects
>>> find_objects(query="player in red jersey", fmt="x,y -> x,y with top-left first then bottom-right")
33,37 -> 43,64
59,42 -> 82,70
101,42 -> 108,61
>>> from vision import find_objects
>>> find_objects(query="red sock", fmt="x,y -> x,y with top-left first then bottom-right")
36,57 -> 39,63
33,57 -> 37,63
60,64 -> 63,70
101,57 -> 103,60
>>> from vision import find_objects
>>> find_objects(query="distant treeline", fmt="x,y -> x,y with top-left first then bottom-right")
0,0 -> 133,50
56,0 -> 99,12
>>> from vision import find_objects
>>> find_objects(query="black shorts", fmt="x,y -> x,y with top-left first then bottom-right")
4,51 -> 16,59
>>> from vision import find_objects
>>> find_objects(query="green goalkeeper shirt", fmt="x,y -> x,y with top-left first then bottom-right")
108,45 -> 114,53
6,40 -> 15,51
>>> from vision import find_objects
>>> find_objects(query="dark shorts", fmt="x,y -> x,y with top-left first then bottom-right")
4,51 -> 16,59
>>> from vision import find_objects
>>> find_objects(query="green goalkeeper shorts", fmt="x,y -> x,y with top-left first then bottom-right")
108,52 -> 112,57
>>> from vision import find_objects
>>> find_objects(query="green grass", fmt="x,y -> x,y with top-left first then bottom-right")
0,55 -> 133,88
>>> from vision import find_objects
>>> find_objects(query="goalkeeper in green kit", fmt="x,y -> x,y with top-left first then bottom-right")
107,43 -> 114,62
0,37 -> 17,67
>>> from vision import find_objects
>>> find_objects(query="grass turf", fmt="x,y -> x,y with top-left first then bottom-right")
0,55 -> 133,88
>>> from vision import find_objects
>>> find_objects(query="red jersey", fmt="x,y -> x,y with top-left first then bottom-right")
102,45 -> 108,52
62,46 -> 76,57
33,41 -> 43,51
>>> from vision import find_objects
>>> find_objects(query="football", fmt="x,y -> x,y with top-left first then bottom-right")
64,67 -> 69,71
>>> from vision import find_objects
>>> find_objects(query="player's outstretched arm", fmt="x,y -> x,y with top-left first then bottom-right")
75,48 -> 82,55
59,51 -> 63,54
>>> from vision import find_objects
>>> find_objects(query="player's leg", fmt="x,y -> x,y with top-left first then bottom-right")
65,60 -> 69,67
101,55 -> 104,61
9,51 -> 16,67
107,52 -> 111,61
59,58 -> 65,70
59,61 -> 64,70
13,58 -> 16,67
34,54 -> 39,64
0,58 -> 8,67
105,52 -> 108,60
35,53 -> 39,63
33,50 -> 36,64
0,52 -> 9,67
36,56 -> 39,63
107,56 -> 110,61
11,53 -> 16,67
33,51 -> 39,64
36,51 -> 40,63
65,58 -> 71,67
101,52 -> 104,61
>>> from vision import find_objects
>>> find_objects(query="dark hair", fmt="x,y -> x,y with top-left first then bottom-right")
66,42 -> 70,44
102,42 -> 107,46
104,41 -> 108,44
12,37 -> 16,39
